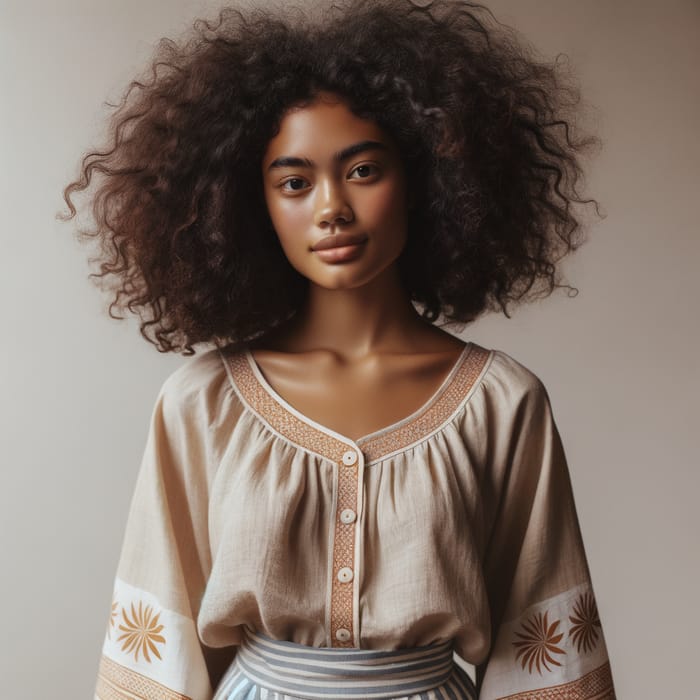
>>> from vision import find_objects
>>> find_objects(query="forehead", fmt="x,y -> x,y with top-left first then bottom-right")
262,94 -> 394,165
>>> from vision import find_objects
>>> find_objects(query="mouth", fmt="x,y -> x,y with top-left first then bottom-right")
310,232 -> 369,264
311,232 -> 368,252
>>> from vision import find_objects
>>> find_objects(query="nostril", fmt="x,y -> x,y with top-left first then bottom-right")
316,205 -> 354,228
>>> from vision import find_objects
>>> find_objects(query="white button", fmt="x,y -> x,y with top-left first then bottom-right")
342,450 -> 358,466
337,567 -> 354,583
335,628 -> 351,642
340,509 -> 356,524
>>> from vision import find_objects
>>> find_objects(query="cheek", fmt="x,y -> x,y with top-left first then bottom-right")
265,193 -> 310,253
365,182 -> 408,241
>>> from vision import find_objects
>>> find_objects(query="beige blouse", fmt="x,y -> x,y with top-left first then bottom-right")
95,342 -> 615,700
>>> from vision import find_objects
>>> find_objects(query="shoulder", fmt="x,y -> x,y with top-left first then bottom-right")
461,347 -> 560,464
483,347 -> 548,392
470,344 -> 552,411
156,346 -> 243,422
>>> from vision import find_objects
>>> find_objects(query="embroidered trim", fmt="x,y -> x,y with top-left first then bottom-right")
360,344 -> 491,462
495,662 -> 615,700
224,352 -> 349,462
329,449 -> 363,648
222,343 -> 491,464
95,655 -> 191,700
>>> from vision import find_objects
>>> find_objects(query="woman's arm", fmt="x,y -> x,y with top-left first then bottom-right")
95,356 -> 235,700
477,367 -> 615,699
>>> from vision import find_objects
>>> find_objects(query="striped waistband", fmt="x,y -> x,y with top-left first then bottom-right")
236,629 -> 456,699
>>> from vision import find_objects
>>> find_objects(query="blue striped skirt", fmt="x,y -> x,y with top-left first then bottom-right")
213,629 -> 477,700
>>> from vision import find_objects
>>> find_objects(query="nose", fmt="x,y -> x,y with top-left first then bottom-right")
313,178 -> 354,228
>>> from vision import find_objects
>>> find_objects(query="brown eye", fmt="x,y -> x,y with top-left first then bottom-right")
281,177 -> 309,192
349,163 -> 379,180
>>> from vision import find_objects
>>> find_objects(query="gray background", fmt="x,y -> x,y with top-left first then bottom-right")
1,0 -> 698,697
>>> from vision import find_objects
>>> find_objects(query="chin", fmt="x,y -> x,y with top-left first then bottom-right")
288,259 -> 355,288
315,275 -> 367,291
289,253 -> 402,291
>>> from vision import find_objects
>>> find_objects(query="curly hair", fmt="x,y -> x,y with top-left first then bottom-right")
61,0 -> 599,354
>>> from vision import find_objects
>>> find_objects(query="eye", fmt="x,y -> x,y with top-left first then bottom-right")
280,177 -> 310,192
348,163 -> 379,180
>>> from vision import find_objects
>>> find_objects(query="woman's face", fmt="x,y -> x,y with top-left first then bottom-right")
261,92 -> 408,291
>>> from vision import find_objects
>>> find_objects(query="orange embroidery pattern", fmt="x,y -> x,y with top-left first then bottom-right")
569,591 -> 602,654
360,344 -> 491,463
497,661 -> 614,700
513,611 -> 566,674
224,352 -> 349,462
96,654 -> 191,700
117,601 -> 166,663
222,344 -> 491,464
329,450 -> 360,648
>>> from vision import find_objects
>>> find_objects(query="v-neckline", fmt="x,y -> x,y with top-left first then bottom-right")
222,342 -> 492,464
244,344 -> 471,445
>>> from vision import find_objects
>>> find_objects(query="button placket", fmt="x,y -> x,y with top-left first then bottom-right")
330,445 -> 363,647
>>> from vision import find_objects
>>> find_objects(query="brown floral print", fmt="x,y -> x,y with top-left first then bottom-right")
513,611 -> 566,674
569,591 -> 602,654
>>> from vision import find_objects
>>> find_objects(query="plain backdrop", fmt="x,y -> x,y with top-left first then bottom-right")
1,0 -> 698,697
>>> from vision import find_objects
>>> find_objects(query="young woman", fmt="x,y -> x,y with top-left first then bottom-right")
63,1 -> 615,698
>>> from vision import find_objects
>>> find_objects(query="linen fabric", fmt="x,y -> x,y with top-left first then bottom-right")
95,342 -> 615,700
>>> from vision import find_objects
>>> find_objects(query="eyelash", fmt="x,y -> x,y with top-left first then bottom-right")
349,163 -> 379,179
280,178 -> 309,192
279,163 -> 380,192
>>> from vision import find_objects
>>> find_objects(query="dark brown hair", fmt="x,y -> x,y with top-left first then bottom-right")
61,0 -> 599,354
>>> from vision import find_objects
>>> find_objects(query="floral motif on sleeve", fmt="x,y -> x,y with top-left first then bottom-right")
569,591 -> 602,654
117,601 -> 166,663
512,611 -> 566,674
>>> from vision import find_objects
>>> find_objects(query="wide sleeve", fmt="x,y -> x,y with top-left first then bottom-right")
95,353 -> 236,700
476,364 -> 615,699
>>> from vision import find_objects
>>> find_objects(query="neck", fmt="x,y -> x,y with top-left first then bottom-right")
290,264 -> 425,360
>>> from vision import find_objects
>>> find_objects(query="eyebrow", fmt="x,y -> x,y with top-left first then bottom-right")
267,140 -> 388,171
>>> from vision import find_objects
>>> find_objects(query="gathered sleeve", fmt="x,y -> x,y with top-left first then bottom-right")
95,353 -> 237,700
476,365 -> 616,699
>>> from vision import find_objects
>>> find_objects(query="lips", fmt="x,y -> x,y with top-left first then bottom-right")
311,232 -> 368,251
